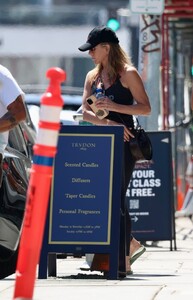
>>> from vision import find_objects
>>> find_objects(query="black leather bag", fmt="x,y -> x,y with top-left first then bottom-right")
129,125 -> 153,161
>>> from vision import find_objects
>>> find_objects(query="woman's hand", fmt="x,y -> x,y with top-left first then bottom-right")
107,119 -> 134,142
95,96 -> 117,111
123,126 -> 135,142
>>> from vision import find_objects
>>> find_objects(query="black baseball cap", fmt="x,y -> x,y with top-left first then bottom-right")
78,26 -> 119,52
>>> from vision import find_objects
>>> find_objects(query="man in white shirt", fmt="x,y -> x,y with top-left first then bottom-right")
0,65 -> 26,184
0,64 -> 26,278
0,65 -> 26,154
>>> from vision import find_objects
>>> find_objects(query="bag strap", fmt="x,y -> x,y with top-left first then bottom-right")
133,116 -> 142,130
116,113 -> 141,130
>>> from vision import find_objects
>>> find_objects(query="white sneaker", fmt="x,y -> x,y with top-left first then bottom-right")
79,261 -> 90,271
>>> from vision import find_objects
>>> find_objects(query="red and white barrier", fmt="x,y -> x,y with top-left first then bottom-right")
13,67 -> 66,300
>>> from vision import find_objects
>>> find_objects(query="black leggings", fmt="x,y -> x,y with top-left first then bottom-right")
121,141 -> 136,256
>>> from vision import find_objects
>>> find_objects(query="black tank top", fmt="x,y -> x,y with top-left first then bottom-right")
104,77 -> 134,128
92,77 -> 134,128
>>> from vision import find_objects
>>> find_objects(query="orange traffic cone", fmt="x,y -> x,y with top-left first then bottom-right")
176,156 -> 193,218
177,177 -> 185,211
91,254 -> 109,272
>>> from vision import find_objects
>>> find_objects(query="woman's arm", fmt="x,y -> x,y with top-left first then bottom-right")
82,71 -> 108,125
95,66 -> 151,116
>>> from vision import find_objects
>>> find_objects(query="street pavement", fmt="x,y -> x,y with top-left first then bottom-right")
1,216 -> 193,300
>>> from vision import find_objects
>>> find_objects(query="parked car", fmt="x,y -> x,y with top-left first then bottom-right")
0,90 -> 84,279
25,93 -> 83,131
0,103 -> 35,279
0,88 -> 85,279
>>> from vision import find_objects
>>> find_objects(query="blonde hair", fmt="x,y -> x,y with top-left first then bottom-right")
90,43 -> 133,84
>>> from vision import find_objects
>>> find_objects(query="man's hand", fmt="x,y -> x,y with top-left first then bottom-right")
0,95 -> 26,132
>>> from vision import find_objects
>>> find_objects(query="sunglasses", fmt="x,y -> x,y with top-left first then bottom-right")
89,47 -> 97,52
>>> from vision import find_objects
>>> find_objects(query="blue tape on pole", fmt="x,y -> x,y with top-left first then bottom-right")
33,155 -> 53,166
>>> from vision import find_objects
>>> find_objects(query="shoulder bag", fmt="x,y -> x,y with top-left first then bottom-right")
118,115 -> 153,161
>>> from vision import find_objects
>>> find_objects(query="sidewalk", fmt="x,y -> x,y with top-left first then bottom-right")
1,217 -> 193,300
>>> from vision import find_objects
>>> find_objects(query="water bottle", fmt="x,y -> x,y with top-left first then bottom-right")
95,83 -> 109,118
95,87 -> 104,99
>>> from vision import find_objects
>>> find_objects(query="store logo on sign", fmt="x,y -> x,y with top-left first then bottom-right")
71,142 -> 96,151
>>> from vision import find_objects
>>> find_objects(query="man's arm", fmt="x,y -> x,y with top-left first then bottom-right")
0,95 -> 26,132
